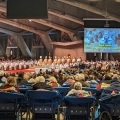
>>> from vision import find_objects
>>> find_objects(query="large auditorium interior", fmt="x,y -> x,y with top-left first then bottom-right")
0,0 -> 120,120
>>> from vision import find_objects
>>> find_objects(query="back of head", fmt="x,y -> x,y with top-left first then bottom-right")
75,73 -> 85,81
73,82 -> 82,90
6,76 -> 17,86
0,71 -> 4,77
104,75 -> 112,81
18,72 -> 24,78
49,76 -> 57,83
23,73 -> 30,81
35,76 -> 45,84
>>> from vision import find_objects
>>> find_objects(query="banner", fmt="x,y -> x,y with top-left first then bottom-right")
33,34 -> 44,48
7,35 -> 17,48
61,32 -> 72,42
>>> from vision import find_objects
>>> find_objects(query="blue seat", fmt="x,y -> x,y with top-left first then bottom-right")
53,87 -> 70,98
64,96 -> 96,120
82,87 -> 97,94
27,90 -> 62,120
18,86 -> 32,119
19,85 -> 31,94
62,84 -> 71,87
99,94 -> 120,120
0,92 -> 24,120
26,82 -> 32,86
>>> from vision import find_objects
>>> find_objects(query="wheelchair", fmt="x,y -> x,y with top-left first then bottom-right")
98,94 -> 120,120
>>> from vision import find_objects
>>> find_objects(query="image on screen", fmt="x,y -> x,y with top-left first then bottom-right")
84,28 -> 120,53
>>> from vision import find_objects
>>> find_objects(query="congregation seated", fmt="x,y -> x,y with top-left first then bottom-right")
86,74 -> 99,88
28,73 -> 37,85
73,73 -> 90,87
47,76 -> 61,87
17,72 -> 28,86
0,76 -> 19,93
101,75 -> 120,98
62,75 -> 75,87
67,82 -> 91,97
32,76 -> 53,91
96,75 -> 112,90
0,70 -> 6,83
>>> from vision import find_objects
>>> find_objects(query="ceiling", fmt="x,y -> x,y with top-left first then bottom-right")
0,0 -> 119,38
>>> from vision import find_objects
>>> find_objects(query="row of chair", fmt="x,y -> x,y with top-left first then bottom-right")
0,84 -> 120,120
0,90 -> 96,120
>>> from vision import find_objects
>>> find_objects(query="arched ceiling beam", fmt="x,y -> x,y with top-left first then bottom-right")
0,3 -> 84,25
0,28 -> 33,58
32,19 -> 74,35
48,9 -> 84,25
0,5 -> 76,41
32,19 -> 75,41
57,0 -> 120,23
0,17 -> 53,54
0,28 -> 17,35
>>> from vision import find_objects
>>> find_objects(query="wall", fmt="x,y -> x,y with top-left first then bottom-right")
53,43 -> 86,60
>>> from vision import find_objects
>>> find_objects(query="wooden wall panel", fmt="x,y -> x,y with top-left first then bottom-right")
53,43 -> 86,60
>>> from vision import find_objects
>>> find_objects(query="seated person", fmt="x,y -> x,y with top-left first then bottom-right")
62,75 -> 75,87
96,75 -> 112,90
33,76 -> 53,91
47,76 -> 61,87
101,78 -> 120,98
17,72 -> 28,86
67,82 -> 91,97
0,71 -> 6,83
0,76 -> 19,93
73,73 -> 90,87
28,73 -> 37,85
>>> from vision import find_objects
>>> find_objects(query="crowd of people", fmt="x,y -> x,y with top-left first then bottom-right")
0,57 -> 120,98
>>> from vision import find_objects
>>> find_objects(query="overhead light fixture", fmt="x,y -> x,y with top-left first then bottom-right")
115,0 -> 120,2
29,19 -> 32,22
83,18 -> 112,20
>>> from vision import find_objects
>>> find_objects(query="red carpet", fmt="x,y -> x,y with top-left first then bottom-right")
5,69 -> 35,73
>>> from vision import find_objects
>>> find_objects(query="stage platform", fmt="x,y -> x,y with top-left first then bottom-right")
5,69 -> 35,73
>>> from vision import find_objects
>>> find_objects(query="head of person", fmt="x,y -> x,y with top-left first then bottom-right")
74,73 -> 85,81
35,76 -> 45,84
104,75 -> 112,81
98,32 -> 102,38
6,76 -> 17,86
73,82 -> 82,90
49,76 -> 57,83
18,72 -> 24,78
94,35 -> 98,41
0,71 -> 4,77
103,30 -> 109,39
23,73 -> 30,81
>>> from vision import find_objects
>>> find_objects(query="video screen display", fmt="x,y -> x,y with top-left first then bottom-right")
84,28 -> 120,52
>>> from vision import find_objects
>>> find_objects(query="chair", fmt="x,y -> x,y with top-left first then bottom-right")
99,94 -> 120,120
26,82 -> 32,87
82,87 -> 97,95
0,92 -> 24,120
62,84 -> 71,87
64,96 -> 96,120
53,87 -> 70,98
19,85 -> 31,94
19,85 -> 31,119
27,90 -> 62,120
54,87 -> 70,118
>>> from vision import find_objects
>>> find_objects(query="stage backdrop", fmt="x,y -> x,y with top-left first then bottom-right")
53,42 -> 86,60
